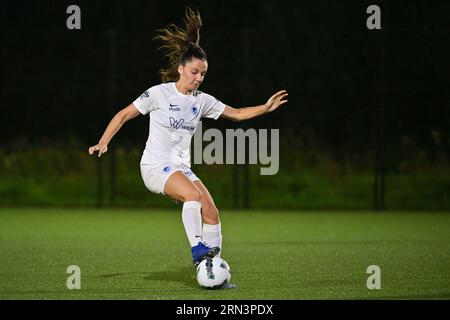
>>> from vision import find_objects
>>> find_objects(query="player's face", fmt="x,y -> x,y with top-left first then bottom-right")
178,58 -> 208,91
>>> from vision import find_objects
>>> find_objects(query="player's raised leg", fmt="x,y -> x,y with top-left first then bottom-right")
193,180 -> 222,257
164,172 -> 220,265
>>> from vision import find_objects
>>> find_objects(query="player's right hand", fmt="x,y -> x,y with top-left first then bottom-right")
88,143 -> 108,158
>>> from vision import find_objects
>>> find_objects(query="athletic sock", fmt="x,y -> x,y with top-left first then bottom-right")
202,223 -> 222,257
182,201 -> 203,247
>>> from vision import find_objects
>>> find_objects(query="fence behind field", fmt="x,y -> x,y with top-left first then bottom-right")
1,140 -> 449,210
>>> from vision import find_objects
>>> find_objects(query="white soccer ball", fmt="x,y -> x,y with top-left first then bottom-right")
196,257 -> 231,288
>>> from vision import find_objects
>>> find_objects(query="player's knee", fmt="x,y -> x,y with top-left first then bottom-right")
183,189 -> 202,203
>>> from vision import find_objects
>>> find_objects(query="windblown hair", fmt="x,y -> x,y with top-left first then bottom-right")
154,8 -> 207,82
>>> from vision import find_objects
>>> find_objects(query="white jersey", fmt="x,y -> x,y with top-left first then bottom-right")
133,82 -> 225,167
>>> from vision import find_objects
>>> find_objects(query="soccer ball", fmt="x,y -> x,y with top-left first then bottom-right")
196,257 -> 231,288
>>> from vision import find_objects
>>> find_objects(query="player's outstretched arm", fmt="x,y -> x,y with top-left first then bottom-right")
221,90 -> 288,122
88,104 -> 141,158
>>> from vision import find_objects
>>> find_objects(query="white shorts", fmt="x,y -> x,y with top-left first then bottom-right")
140,162 -> 199,195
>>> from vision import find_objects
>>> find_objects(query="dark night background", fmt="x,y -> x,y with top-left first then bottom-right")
0,0 -> 449,209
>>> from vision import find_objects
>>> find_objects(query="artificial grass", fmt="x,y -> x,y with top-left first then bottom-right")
0,209 -> 449,299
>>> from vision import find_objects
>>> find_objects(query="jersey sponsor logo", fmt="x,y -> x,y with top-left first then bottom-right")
181,124 -> 195,131
169,117 -> 195,131
169,117 -> 184,129
139,90 -> 149,99
169,104 -> 181,111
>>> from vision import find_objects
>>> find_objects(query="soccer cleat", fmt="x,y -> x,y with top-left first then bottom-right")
191,242 -> 220,266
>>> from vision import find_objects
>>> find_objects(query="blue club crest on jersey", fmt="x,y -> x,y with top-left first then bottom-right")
192,106 -> 198,115
163,166 -> 171,173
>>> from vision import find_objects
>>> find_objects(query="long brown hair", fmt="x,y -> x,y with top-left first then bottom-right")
154,7 -> 207,82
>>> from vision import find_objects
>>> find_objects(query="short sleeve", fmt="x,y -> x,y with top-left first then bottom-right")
133,87 -> 158,115
201,93 -> 225,120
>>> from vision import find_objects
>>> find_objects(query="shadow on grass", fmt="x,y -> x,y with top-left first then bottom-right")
143,266 -> 198,288
95,266 -> 198,289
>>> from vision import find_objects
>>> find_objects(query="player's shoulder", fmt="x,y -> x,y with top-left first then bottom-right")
139,83 -> 160,96
149,82 -> 169,92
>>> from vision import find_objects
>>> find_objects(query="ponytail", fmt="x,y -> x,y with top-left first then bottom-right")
154,7 -> 207,82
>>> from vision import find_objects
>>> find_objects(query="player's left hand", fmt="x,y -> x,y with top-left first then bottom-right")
265,90 -> 288,112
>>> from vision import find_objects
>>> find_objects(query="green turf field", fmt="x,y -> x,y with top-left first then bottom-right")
0,208 -> 449,299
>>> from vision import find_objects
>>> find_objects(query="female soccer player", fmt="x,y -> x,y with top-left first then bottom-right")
88,8 -> 288,267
